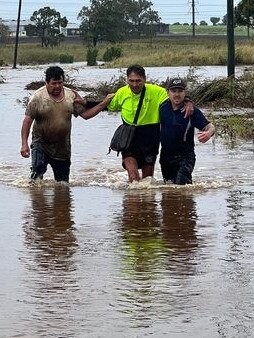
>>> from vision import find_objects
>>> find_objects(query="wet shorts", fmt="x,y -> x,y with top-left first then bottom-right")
122,148 -> 157,169
121,124 -> 160,169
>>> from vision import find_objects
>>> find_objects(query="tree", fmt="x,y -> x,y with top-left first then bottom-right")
78,0 -> 127,46
0,23 -> 10,44
235,0 -> 254,38
126,0 -> 160,38
210,17 -> 220,26
222,14 -> 227,25
200,20 -> 208,26
24,23 -> 38,37
142,8 -> 161,42
30,7 -> 68,47
78,0 -> 160,45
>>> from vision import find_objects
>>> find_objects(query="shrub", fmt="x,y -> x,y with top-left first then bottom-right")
103,46 -> 123,62
86,47 -> 98,66
59,53 -> 74,63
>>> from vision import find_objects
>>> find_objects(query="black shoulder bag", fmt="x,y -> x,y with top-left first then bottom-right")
108,86 -> 146,155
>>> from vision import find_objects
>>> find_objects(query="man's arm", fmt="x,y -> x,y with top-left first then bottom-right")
20,115 -> 33,157
197,122 -> 215,143
79,93 -> 115,120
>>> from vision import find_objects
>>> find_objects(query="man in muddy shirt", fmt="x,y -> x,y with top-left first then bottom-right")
20,66 -> 111,182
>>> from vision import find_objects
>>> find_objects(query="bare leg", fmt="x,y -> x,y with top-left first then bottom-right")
123,157 -> 140,182
142,164 -> 154,179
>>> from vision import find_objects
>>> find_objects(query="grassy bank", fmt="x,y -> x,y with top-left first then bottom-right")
1,37 -> 254,67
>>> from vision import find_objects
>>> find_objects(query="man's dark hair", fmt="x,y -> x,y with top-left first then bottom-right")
45,66 -> 65,83
127,64 -> 146,78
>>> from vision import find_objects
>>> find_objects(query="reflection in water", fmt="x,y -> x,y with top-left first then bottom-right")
116,190 -> 199,330
118,190 -> 198,274
120,191 -> 162,274
160,191 -> 198,269
21,185 -> 78,337
23,185 -> 76,270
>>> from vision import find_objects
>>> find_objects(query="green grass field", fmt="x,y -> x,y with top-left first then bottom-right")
169,24 -> 254,37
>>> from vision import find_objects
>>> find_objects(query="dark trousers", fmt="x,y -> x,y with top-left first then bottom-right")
31,148 -> 71,182
160,152 -> 196,185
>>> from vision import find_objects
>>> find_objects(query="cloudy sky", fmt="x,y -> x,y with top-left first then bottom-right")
0,0 -> 241,25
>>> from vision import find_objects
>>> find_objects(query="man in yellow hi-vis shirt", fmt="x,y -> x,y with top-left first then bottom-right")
108,65 -> 193,182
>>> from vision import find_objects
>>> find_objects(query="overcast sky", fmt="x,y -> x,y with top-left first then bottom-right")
0,0 -> 241,25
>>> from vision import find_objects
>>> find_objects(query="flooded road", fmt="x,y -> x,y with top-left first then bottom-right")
0,64 -> 253,337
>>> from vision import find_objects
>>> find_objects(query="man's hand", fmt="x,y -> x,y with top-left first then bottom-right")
103,93 -> 115,105
181,100 -> 194,118
197,123 -> 215,143
80,93 -> 115,120
20,144 -> 30,158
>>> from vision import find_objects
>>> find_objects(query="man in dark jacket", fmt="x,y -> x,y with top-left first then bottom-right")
159,78 -> 215,185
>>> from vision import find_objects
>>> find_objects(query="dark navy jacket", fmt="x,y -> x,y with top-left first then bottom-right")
160,100 -> 210,158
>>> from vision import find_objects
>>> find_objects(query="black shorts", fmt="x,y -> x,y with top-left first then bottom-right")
122,148 -> 157,169
160,152 -> 196,185
122,123 -> 160,169
31,147 -> 71,182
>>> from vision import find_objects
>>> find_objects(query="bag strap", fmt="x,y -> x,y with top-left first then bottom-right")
133,85 -> 146,125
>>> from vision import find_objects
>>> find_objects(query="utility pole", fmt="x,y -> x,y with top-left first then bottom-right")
191,0 -> 196,38
13,0 -> 22,69
227,0 -> 235,77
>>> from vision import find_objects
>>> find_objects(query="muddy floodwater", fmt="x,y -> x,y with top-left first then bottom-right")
0,64 -> 253,338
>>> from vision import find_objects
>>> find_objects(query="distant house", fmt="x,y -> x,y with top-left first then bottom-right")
0,19 -> 32,37
60,23 -> 81,37
1,19 -> 81,38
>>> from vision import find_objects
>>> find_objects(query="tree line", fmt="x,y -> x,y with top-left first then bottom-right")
0,0 -> 253,47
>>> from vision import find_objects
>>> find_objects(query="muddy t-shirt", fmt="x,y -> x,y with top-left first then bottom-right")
26,86 -> 78,160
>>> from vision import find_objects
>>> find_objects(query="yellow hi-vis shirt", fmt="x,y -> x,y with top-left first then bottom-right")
107,83 -> 168,125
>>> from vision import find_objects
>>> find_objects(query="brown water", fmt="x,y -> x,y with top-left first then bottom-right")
0,64 -> 254,337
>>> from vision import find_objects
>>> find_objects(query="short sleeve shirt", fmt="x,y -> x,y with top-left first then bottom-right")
25,86 -> 77,160
108,83 -> 168,125
160,100 -> 210,157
